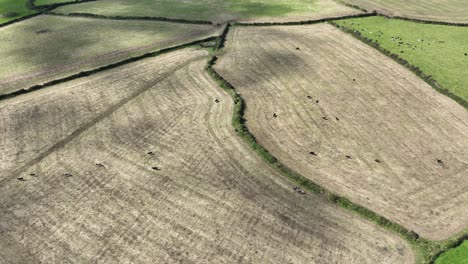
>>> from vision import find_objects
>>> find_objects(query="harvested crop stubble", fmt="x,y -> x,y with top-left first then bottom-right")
341,0 -> 468,23
0,14 -> 222,96
0,48 -> 413,263
214,24 -> 468,241
54,0 -> 363,23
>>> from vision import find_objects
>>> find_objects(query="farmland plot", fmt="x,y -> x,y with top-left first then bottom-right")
0,14 -> 222,96
214,24 -> 468,240
0,48 -> 413,263
341,0 -> 468,23
54,0 -> 363,23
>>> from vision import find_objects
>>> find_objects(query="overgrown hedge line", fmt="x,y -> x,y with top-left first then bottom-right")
0,12 -> 43,28
234,12 -> 376,26
330,22 -> 468,109
46,11 -> 214,25
206,56 -> 440,263
28,0 -> 97,11
0,36 -> 217,102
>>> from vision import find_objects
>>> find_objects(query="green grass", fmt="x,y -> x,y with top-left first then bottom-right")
334,16 -> 468,103
436,240 -> 468,264
54,0 -> 357,22
0,0 -> 35,24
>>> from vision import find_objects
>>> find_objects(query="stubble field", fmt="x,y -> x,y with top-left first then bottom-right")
214,24 -> 468,241
0,48 -> 414,263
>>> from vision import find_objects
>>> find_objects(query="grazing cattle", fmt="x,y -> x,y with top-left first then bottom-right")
296,47 -> 300,50
316,100 -> 319,103
215,99 -> 220,103
273,113 -> 278,118
96,163 -> 105,167
152,166 -> 161,171
375,159 -> 381,163
437,159 -> 444,164
17,177 -> 26,181
346,155 -> 352,159
147,151 -> 155,155
323,117 -> 328,120
335,117 -> 340,121
63,172 -> 72,177
29,173 -> 36,176
309,151 -> 317,156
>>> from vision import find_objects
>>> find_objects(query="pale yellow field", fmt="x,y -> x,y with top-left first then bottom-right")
0,15 -> 222,96
341,0 -> 468,23
215,24 -> 468,240
0,48 -> 414,263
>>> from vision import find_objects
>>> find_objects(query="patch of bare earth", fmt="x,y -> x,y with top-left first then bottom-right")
214,24 -> 468,240
0,48 -> 413,263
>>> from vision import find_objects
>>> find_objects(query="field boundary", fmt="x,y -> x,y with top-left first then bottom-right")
234,12 -> 376,26
329,21 -> 467,109
0,36 -> 217,102
45,11 -> 214,25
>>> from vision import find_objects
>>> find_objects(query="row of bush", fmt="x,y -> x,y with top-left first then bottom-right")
330,22 -> 467,109
234,12 -> 377,26
0,36 -> 217,101
46,11 -> 213,25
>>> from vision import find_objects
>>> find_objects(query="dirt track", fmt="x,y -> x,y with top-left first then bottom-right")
215,24 -> 468,240
0,48 -> 413,263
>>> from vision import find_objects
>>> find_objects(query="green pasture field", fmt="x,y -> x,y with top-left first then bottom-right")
54,0 -> 359,23
0,0 -> 34,24
335,16 -> 468,102
436,240 -> 468,264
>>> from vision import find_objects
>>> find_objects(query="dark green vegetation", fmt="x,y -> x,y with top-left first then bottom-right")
54,0 -> 360,23
0,0 -> 34,24
436,240 -> 468,264
334,16 -> 468,105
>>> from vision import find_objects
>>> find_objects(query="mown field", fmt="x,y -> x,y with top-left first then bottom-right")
341,0 -> 468,23
54,0 -> 362,23
214,24 -> 468,241
334,16 -> 468,103
0,14 -> 222,96
0,48 -> 414,263
436,241 -> 468,264
0,0 -> 34,24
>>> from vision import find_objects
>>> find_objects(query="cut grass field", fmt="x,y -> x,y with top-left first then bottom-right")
0,48 -> 414,263
0,14 -> 222,96
341,0 -> 468,23
214,24 -> 468,241
54,0 -> 362,23
334,16 -> 468,103
436,240 -> 468,264
0,0 -> 34,24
